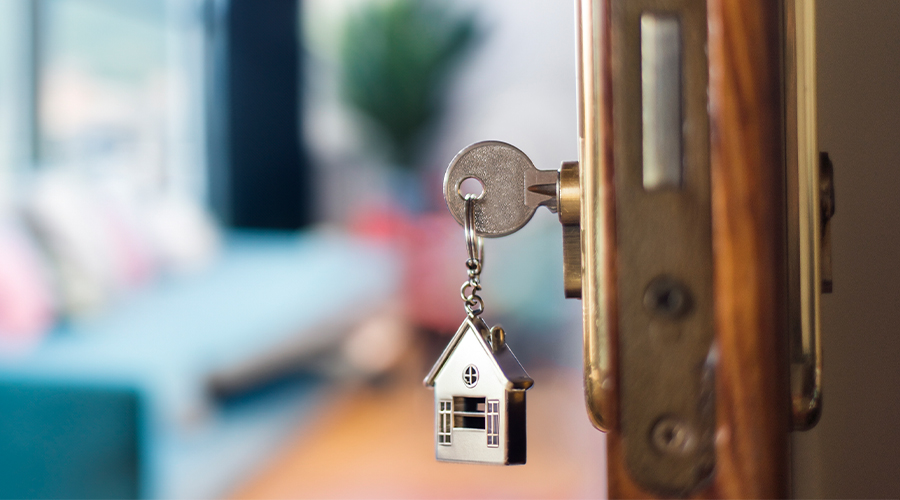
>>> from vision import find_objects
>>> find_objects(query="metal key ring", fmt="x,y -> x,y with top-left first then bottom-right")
464,195 -> 483,265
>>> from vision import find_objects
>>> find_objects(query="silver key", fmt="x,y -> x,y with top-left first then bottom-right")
443,141 -> 558,237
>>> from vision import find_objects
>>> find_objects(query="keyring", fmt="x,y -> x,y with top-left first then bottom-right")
464,194 -> 483,265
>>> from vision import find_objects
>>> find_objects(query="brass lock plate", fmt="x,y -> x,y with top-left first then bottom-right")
610,0 -> 716,494
576,0 -> 826,493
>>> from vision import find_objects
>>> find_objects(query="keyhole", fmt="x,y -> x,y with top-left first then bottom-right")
458,177 -> 485,200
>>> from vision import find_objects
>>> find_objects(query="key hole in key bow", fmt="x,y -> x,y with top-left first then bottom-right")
458,176 -> 485,200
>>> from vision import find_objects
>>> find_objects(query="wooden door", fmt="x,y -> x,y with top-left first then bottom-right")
577,0 -> 792,496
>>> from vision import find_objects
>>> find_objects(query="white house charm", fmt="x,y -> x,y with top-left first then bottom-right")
424,315 -> 533,465
426,194 -> 534,465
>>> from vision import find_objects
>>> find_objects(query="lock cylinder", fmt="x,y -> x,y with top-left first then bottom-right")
558,161 -> 582,299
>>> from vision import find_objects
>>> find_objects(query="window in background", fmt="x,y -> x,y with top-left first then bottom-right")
35,0 -> 207,198
0,0 -> 35,209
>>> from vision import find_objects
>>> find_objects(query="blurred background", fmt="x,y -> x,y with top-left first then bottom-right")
0,0 -> 598,498
0,0 -> 897,499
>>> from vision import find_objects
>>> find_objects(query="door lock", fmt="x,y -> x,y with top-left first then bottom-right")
440,0 -> 831,495
443,141 -> 582,299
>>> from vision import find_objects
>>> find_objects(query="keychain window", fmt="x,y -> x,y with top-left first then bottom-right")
453,396 -> 486,430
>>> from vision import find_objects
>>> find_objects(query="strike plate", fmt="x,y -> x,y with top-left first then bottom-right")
611,0 -> 715,495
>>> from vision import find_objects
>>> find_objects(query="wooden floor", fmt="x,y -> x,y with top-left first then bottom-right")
231,367 -> 607,499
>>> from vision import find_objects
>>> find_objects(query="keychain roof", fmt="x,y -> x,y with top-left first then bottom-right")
423,315 -> 533,391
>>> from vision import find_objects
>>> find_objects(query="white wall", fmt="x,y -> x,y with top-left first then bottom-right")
430,0 -> 579,174
793,1 -> 900,498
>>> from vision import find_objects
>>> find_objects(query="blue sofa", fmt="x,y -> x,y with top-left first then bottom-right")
0,230 -> 397,499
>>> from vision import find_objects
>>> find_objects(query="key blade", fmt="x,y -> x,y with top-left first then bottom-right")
524,169 -> 559,213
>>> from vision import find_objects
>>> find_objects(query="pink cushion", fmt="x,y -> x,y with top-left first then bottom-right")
0,221 -> 56,349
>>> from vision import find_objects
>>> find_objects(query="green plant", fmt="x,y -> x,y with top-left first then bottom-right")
340,0 -> 479,169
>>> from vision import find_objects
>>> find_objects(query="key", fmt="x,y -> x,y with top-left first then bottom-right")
443,141 -> 558,237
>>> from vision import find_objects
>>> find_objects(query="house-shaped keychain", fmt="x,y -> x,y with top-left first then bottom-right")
424,315 -> 533,465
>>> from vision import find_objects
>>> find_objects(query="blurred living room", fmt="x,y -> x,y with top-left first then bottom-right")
0,0 -> 600,498
1,0 -> 900,499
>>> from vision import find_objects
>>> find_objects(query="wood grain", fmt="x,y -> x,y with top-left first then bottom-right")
599,0 -> 790,497
706,0 -> 790,496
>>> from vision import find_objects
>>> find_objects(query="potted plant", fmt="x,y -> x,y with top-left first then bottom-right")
339,0 -> 479,211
